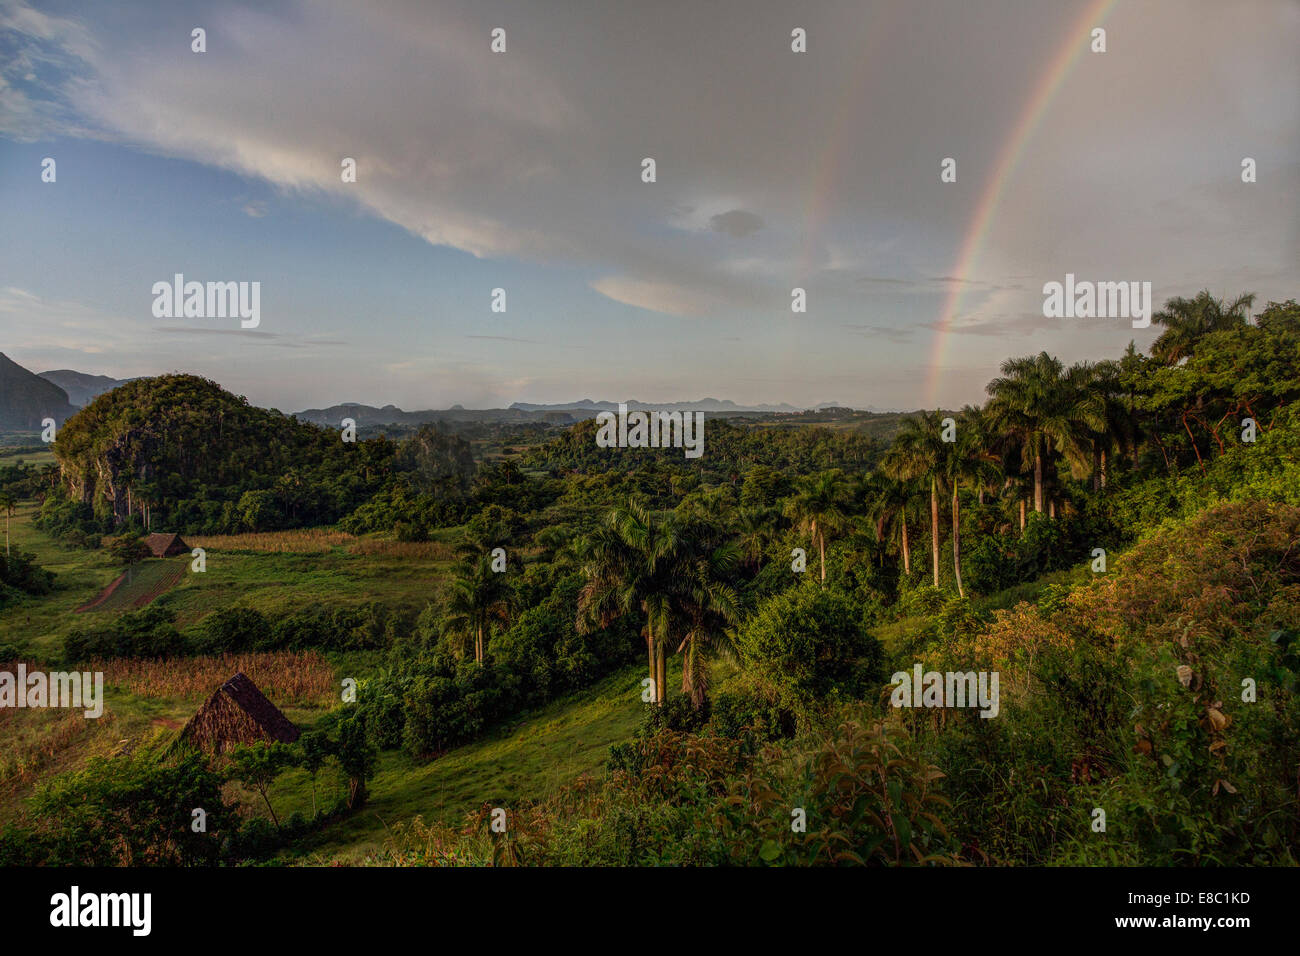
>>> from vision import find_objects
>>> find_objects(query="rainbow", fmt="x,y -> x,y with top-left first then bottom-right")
923,0 -> 1122,406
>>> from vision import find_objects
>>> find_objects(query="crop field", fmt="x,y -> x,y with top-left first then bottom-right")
187,529 -> 359,553
76,558 -> 186,612
0,500 -> 460,654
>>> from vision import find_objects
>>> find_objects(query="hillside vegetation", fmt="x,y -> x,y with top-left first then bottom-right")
1,293 -> 1297,866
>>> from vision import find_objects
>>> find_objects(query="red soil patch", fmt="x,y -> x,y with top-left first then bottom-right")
75,560 -> 187,613
75,570 -> 129,613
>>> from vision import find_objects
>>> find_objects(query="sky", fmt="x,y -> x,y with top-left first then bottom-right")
0,0 -> 1296,413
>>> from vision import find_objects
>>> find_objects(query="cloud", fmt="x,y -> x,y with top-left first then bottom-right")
0,0 -> 1294,407
588,277 -> 727,317
709,209 -> 764,238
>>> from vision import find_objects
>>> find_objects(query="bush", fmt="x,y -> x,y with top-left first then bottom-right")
733,583 -> 885,711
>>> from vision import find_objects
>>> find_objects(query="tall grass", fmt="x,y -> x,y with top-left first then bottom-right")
187,530 -> 357,553
91,651 -> 336,704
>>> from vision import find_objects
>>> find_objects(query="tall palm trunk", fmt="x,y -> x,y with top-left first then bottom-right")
952,484 -> 964,598
1100,448 -> 1108,489
475,623 -> 483,663
1033,453 -> 1044,513
930,477 -> 940,588
655,642 -> 666,705
1019,499 -> 1026,532
646,627 -> 656,702
900,512 -> 911,575
818,531 -> 826,585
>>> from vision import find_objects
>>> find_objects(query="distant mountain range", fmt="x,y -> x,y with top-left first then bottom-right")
294,403 -> 581,426
0,353 -> 904,434
508,398 -> 825,414
293,398 -> 890,427
0,352 -> 76,430
37,369 -> 134,407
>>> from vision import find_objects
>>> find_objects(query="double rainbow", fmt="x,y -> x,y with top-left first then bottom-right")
923,0 -> 1122,405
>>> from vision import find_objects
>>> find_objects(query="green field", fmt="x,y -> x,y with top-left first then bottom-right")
282,665 -> 648,862
0,489 -> 651,863
1,500 -> 458,656
77,558 -> 186,613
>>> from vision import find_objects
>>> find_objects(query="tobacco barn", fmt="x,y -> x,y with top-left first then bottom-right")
145,532 -> 189,557
179,672 -> 301,753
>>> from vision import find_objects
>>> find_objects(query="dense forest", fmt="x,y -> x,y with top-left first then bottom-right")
2,291 -> 1298,866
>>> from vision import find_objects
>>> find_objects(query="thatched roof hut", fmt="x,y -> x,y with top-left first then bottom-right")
179,672 -> 300,753
146,532 -> 188,557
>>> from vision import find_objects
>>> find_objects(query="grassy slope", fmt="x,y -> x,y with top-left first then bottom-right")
282,665 -> 649,863
2,494 -> 649,862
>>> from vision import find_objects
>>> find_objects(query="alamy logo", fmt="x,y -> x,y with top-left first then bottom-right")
0,665 -> 104,718
1042,273 -> 1151,328
50,886 -> 151,936
595,402 -> 705,459
890,664 -> 999,718
152,273 -> 260,328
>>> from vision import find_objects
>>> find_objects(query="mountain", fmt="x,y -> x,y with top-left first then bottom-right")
37,369 -> 132,407
294,397 -> 892,428
294,403 -> 579,427
509,398 -> 813,414
0,352 -> 77,431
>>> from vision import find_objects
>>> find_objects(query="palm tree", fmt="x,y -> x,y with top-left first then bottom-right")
734,506 -> 776,571
0,494 -> 14,559
670,514 -> 741,708
986,353 -> 1104,516
941,408 -> 1000,598
864,472 -> 914,575
578,502 -> 739,708
1151,291 -> 1255,365
443,554 -> 514,663
883,411 -> 949,587
783,470 -> 852,585
577,501 -> 681,705
1071,360 -> 1130,490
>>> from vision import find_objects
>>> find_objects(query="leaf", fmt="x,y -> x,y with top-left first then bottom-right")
758,839 -> 782,863
1176,665 -> 1194,688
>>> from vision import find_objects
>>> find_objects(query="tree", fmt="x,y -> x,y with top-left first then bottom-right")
333,713 -> 376,811
226,743 -> 296,828
883,411 -> 949,587
106,534 -> 151,583
734,506 -> 776,572
783,470 -> 852,584
864,472 -> 914,575
1151,290 -> 1255,365
669,512 -> 741,707
941,408 -> 999,598
0,493 -> 14,558
986,353 -> 1104,516
577,501 -> 682,705
297,731 -> 330,818
444,554 -> 514,663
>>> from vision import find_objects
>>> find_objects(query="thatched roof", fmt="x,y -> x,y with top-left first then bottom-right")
146,532 -> 188,557
179,672 -> 300,753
